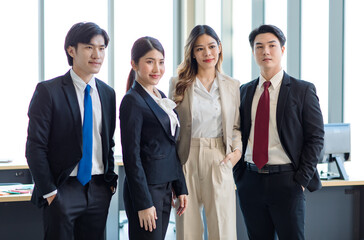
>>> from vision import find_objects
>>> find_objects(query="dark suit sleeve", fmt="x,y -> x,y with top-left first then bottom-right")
119,94 -> 154,211
172,161 -> 188,197
107,89 -> 118,187
26,83 -> 57,196
294,84 -> 324,188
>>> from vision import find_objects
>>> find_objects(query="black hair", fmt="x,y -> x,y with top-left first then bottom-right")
126,36 -> 165,92
64,22 -> 109,66
249,24 -> 286,48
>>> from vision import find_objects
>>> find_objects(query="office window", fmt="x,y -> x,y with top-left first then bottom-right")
232,0 -> 252,83
114,0 -> 174,156
344,0 -> 364,171
265,0 -> 287,71
44,0 -> 108,81
0,1 -> 38,162
301,0 -> 329,123
205,0 -> 222,38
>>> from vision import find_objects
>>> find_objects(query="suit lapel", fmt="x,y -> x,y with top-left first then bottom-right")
174,123 -> 180,141
62,71 -> 82,149
186,79 -> 194,122
184,80 -> 194,140
175,78 -> 193,130
245,79 -> 259,136
95,79 -> 107,152
133,81 -> 175,142
216,73 -> 228,143
276,72 -> 291,134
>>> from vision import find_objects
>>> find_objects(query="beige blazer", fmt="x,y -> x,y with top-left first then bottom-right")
169,71 -> 242,165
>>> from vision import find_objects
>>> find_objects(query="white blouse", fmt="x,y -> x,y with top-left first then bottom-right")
191,77 -> 223,138
139,83 -> 180,136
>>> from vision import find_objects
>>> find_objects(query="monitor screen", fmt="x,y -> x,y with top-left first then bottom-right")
320,123 -> 351,163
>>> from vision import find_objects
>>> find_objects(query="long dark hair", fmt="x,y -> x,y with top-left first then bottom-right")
174,25 -> 222,104
126,36 -> 165,92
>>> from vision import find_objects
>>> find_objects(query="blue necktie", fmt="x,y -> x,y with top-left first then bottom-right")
77,84 -> 93,185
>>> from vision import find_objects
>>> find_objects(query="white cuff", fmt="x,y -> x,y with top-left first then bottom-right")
43,189 -> 57,199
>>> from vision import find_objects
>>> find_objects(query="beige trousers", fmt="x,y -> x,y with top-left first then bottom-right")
176,138 -> 237,240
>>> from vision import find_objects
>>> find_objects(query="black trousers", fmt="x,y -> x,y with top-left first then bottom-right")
124,180 -> 172,240
42,175 -> 112,240
237,168 -> 306,240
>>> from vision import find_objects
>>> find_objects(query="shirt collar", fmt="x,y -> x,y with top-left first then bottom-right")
70,68 -> 96,91
195,77 -> 218,93
137,81 -> 162,100
258,68 -> 284,90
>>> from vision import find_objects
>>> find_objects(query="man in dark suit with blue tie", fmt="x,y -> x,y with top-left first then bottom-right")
26,22 -> 117,240
234,24 -> 324,240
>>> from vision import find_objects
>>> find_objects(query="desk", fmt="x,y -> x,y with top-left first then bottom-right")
0,179 -> 43,240
2,161 -> 364,240
106,159 -> 124,240
0,163 -> 29,170
0,193 -> 31,202
304,179 -> 364,240
322,179 -> 364,187
0,198 -> 43,240
0,184 -> 32,202
0,162 -> 32,184
1,162 -> 123,240
112,161 -> 364,240
236,178 -> 364,240
0,162 -> 121,240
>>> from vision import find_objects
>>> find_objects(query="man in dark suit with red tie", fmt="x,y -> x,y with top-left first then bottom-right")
26,22 -> 117,240
234,24 -> 324,240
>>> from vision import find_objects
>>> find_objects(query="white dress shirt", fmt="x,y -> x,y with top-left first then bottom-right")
43,69 -> 104,199
139,82 -> 180,136
245,69 -> 292,165
191,77 -> 223,138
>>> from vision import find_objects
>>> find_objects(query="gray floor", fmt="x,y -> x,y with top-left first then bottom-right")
119,210 -> 177,239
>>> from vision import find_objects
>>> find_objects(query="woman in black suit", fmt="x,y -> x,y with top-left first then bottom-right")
119,36 -> 188,240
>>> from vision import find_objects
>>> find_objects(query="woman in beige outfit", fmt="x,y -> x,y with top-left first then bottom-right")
169,25 -> 242,240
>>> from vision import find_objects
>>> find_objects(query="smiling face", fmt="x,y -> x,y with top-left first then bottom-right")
193,34 -> 221,71
132,49 -> 165,91
67,34 -> 106,83
253,32 -> 285,75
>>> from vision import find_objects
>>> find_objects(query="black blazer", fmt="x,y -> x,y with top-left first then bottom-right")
26,71 -> 118,207
234,72 -> 324,192
119,81 -> 187,211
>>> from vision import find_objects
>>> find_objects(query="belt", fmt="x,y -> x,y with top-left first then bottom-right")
245,162 -> 295,174
68,174 -> 105,183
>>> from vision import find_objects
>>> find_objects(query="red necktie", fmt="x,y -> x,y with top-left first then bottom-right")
253,81 -> 271,169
